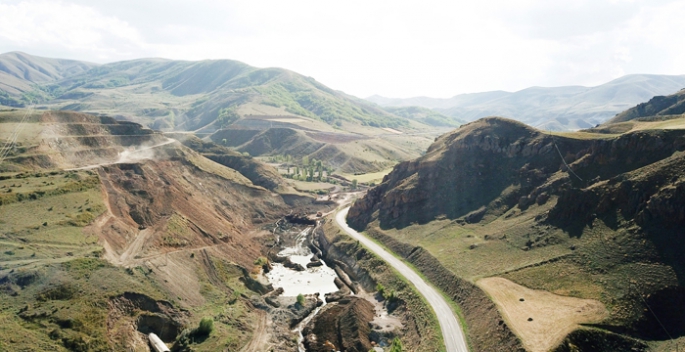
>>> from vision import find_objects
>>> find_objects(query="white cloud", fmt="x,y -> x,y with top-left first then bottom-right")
0,0 -> 145,60
0,0 -> 683,97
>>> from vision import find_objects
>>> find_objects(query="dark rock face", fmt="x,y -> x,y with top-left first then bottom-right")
303,297 -> 375,352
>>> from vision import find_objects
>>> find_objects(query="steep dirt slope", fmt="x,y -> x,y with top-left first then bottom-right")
348,116 -> 685,350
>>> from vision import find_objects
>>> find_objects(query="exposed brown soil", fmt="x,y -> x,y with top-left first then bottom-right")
1,110 -> 333,351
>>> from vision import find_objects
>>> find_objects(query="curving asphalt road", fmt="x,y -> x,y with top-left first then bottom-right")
335,207 -> 469,352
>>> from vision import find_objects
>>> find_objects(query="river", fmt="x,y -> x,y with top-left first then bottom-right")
264,226 -> 339,351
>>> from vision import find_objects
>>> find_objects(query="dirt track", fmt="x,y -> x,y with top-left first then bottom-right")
477,277 -> 608,352
336,207 -> 468,352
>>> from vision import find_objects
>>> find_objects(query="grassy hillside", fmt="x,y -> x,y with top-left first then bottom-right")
0,52 -> 409,132
348,116 -> 685,351
0,52 -> 97,107
382,106 -> 466,127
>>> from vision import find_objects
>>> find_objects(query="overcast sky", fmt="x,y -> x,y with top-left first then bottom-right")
1,0 -> 683,98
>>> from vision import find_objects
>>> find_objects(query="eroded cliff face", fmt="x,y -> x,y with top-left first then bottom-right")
349,117 -> 685,231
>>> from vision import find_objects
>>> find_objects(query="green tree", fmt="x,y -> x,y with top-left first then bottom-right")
316,160 -> 323,180
222,138 -> 227,145
301,155 -> 309,166
167,110 -> 176,127
217,106 -> 240,127
351,179 -> 358,190
296,293 -> 305,305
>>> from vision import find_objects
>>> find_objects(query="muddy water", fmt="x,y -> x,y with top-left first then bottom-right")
265,227 -> 339,352
265,228 -> 338,296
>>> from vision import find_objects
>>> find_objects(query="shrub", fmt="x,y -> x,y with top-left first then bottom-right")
296,293 -> 305,305
196,317 -> 214,336
389,337 -> 403,352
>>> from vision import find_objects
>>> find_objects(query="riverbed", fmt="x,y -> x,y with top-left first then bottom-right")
265,227 -> 339,297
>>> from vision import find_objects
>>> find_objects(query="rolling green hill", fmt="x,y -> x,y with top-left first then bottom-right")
0,52 -> 97,106
0,52 -> 409,132
382,105 -> 466,127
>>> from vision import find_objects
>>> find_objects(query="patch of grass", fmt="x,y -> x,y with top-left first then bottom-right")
338,168 -> 394,184
162,214 -> 192,247
62,258 -> 110,279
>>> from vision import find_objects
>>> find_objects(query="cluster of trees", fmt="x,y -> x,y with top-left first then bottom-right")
279,155 -> 335,183
216,105 -> 240,127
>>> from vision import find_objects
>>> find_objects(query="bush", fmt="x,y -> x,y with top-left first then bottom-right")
196,317 -> 214,336
296,293 -> 305,305
389,337 -> 403,352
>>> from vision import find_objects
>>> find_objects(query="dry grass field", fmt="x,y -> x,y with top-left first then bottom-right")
478,277 -> 608,352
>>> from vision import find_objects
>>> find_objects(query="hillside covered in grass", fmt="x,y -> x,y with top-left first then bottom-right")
0,52 -> 408,131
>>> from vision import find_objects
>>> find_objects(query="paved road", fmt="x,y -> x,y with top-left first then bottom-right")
336,207 -> 469,352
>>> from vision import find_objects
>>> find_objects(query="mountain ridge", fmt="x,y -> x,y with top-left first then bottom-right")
367,74 -> 685,131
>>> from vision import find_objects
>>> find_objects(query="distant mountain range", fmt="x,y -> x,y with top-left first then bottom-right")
367,74 -> 685,131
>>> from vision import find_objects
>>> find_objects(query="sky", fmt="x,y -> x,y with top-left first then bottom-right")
0,0 -> 684,98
